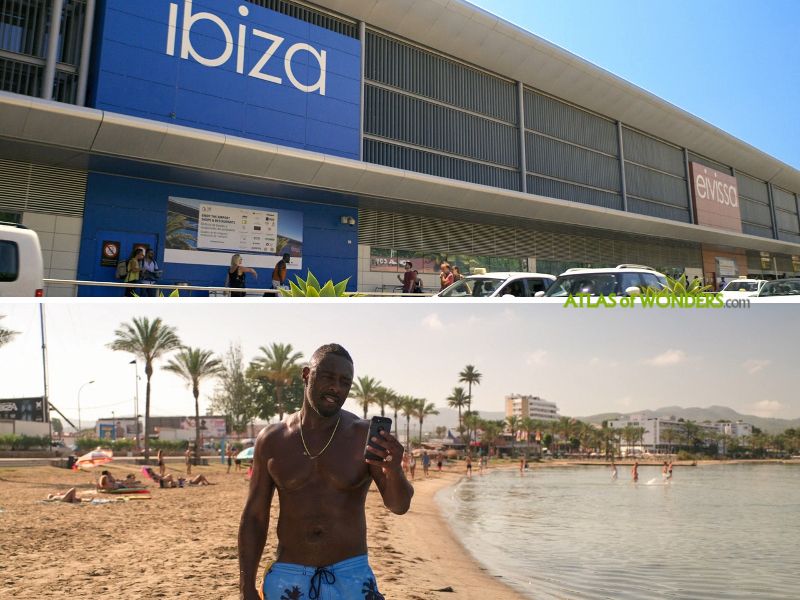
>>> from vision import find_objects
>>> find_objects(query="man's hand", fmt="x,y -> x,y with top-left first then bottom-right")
364,430 -> 405,477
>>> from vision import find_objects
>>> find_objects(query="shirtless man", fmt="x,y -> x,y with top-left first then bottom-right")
631,461 -> 639,482
238,344 -> 413,600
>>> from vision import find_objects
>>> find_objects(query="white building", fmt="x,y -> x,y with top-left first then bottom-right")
608,415 -> 753,454
505,394 -> 560,421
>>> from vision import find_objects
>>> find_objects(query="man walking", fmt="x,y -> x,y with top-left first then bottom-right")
396,261 -> 416,294
271,253 -> 291,293
238,344 -> 413,600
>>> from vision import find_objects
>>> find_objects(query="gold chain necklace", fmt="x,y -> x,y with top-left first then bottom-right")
299,415 -> 341,459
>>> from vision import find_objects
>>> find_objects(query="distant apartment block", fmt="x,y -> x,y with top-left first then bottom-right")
505,394 -> 560,421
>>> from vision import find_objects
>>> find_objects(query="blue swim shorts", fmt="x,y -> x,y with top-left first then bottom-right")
262,554 -> 384,600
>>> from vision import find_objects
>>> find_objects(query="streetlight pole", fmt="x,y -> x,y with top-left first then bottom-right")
130,360 -> 140,450
77,380 -> 95,437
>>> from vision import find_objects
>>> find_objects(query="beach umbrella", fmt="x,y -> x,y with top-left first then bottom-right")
74,448 -> 113,470
236,447 -> 254,461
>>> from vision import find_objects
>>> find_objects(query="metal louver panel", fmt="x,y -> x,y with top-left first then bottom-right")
365,31 -> 517,123
515,229 -> 535,256
524,89 -> 618,155
526,175 -> 623,211
365,85 -> 519,168
624,162 -> 689,209
446,221 -> 472,254
472,223 -> 495,255
363,138 -> 520,191
526,132 -> 620,191
740,199 -> 774,227
687,153 -> 731,175
627,197 -> 690,223
775,210 -> 800,235
0,158 -> 86,216
773,187 -> 798,213
736,172 -> 769,204
494,226 -> 516,256
357,208 -> 379,246
742,223 -> 774,239
392,213 -> 420,249
248,0 -> 358,37
420,218 -> 451,251
621,127 -> 684,176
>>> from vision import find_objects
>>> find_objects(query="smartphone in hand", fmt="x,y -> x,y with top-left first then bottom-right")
364,416 -> 392,461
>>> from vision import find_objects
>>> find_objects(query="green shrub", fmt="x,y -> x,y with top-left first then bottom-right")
279,270 -> 353,297
0,434 -> 51,450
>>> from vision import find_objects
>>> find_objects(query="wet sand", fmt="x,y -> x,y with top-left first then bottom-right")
0,463 -> 522,599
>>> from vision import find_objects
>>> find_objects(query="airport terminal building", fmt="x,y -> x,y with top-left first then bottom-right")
2,0 -> 799,295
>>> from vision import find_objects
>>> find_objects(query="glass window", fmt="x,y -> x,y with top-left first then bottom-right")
760,280 -> 800,296
499,280 -> 525,297
525,278 -> 550,295
544,274 -> 619,297
640,273 -> 666,290
618,273 -> 643,293
0,241 -> 19,282
722,280 -> 759,292
438,277 -> 503,297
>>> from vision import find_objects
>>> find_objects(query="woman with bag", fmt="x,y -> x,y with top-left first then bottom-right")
124,247 -> 144,297
140,248 -> 162,296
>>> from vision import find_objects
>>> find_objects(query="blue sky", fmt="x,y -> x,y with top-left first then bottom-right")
0,302 -> 796,427
468,0 -> 800,170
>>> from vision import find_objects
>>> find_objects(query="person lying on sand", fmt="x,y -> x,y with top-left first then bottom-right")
98,470 -> 124,490
46,488 -> 81,503
144,467 -> 213,488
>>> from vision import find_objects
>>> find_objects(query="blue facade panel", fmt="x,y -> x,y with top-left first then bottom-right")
77,173 -> 358,296
90,0 -> 361,159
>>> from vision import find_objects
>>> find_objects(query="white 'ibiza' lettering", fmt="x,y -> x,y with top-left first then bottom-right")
166,0 -> 327,95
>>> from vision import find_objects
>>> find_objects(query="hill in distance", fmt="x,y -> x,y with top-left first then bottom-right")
579,405 -> 800,435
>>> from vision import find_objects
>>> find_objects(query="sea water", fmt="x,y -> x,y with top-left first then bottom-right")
436,464 -> 800,599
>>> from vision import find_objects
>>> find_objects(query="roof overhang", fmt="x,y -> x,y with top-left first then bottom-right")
313,0 -> 800,191
1,91 -> 799,256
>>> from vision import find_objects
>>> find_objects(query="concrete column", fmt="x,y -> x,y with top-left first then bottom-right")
683,148 -> 695,225
76,0 -> 97,106
517,81 -> 527,193
767,183 -> 779,239
359,21 -> 366,162
42,0 -> 65,101
617,121 -> 627,212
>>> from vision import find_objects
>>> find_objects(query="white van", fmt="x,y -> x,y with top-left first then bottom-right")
0,223 -> 44,297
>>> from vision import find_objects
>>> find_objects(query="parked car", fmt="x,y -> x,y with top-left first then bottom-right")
719,277 -> 766,301
0,223 -> 44,297
539,264 -> 667,298
751,278 -> 800,301
435,272 -> 556,298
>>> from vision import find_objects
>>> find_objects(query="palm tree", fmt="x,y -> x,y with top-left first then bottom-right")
350,376 -> 381,419
458,365 -> 482,441
446,387 -> 468,440
506,415 -> 520,457
463,412 -> 481,450
400,395 -> 415,450
412,398 -> 439,441
661,426 -> 678,455
374,386 -> 395,417
480,420 -> 504,456
249,343 -> 304,421
164,347 -> 224,465
108,317 -> 181,460
0,315 -> 18,347
388,393 -> 406,437
519,417 -> 535,453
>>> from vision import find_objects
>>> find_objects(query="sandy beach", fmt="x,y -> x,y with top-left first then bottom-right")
0,462 -> 523,600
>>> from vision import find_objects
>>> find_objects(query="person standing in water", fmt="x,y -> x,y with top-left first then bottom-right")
631,461 -> 639,482
610,461 -> 618,480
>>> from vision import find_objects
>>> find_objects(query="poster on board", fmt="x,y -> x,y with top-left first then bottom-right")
165,197 -> 303,269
